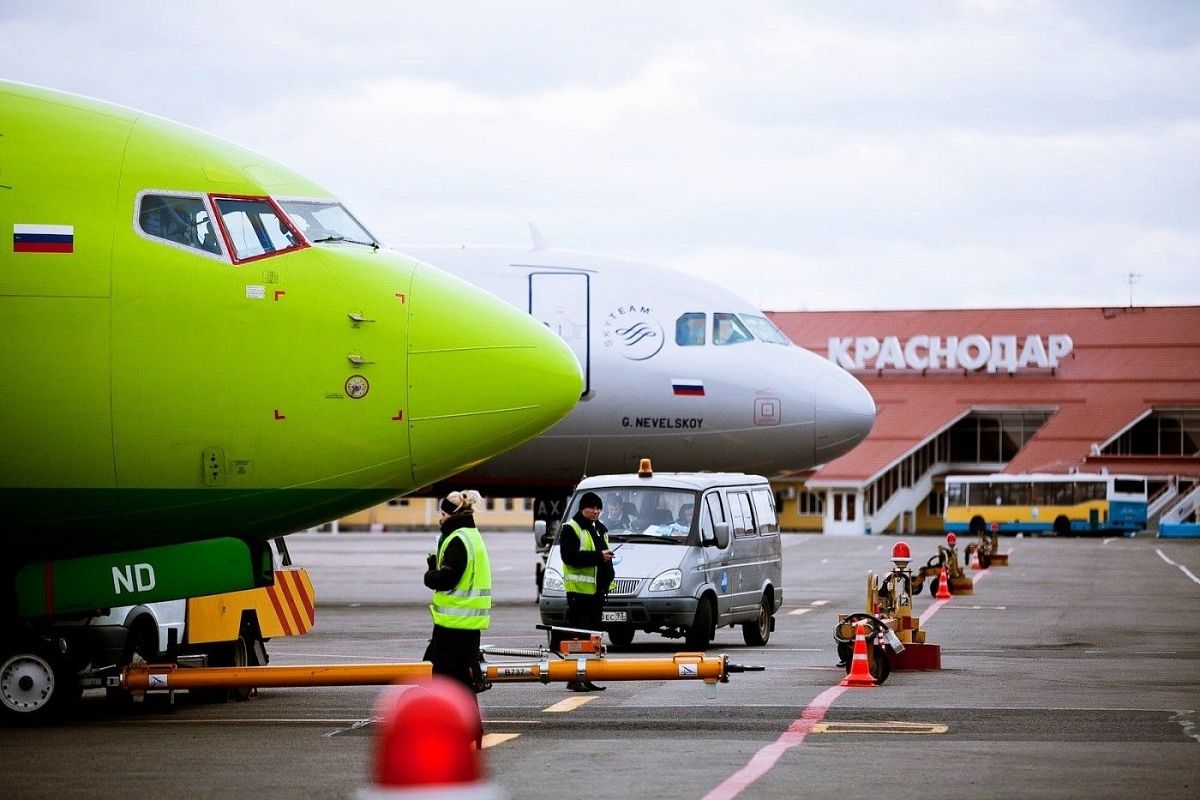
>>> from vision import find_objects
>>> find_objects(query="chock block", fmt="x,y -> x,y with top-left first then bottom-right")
948,577 -> 974,595
990,552 -> 1009,566
890,642 -> 941,670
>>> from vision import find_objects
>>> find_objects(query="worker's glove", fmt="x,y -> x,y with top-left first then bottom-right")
426,552 -> 437,570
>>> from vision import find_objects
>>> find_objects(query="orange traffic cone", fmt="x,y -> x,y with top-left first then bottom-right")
935,565 -> 953,600
840,623 -> 878,687
969,548 -> 981,570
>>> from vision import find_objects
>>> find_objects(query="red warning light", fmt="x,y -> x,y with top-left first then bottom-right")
370,678 -> 484,790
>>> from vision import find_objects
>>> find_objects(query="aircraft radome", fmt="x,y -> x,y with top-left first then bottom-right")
0,82 -> 582,721
399,244 -> 876,515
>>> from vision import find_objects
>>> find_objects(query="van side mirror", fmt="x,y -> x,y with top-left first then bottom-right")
534,520 -> 549,548
710,522 -> 730,549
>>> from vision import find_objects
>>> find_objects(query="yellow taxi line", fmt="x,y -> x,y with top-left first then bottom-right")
481,733 -> 521,749
542,695 -> 599,713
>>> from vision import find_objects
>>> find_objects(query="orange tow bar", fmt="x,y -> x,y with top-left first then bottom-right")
485,652 -> 730,685
123,662 -> 433,692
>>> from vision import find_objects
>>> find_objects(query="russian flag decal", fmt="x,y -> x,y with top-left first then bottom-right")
13,224 -> 74,254
672,378 -> 705,397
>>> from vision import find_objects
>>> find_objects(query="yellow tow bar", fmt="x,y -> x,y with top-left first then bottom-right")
123,662 -> 433,692
121,631 -> 762,695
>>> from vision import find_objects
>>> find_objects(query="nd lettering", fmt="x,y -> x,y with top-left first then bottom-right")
112,562 -> 156,594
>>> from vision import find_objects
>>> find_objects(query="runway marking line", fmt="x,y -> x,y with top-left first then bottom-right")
1156,548 -> 1200,586
481,733 -> 520,749
787,608 -> 812,616
811,721 -> 947,735
542,696 -> 598,713
810,600 -> 830,606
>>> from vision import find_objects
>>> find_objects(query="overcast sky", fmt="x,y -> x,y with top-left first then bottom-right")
2,1 -> 1197,310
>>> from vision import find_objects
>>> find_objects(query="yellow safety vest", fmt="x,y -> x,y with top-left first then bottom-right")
430,527 -> 492,630
561,519 -> 613,595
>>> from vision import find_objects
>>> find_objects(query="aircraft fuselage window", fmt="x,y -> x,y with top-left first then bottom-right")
137,193 -> 222,255
713,312 -> 754,346
676,312 -> 706,346
278,199 -> 379,247
213,196 -> 305,263
739,314 -> 792,345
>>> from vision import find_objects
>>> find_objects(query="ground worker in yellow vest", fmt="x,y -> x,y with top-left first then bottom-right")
559,491 -> 615,692
423,490 -> 492,698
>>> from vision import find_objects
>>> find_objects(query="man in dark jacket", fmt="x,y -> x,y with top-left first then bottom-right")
557,491 -> 615,691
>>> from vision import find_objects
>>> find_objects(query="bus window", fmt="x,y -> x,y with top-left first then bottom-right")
1114,478 -> 1146,496
946,482 -> 966,507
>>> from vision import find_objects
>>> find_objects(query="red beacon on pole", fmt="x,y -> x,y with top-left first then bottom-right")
359,677 -> 504,799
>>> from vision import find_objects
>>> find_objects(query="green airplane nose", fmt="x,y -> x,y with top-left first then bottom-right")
406,262 -> 583,487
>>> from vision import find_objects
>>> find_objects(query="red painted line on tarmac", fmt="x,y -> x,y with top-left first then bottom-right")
704,565 -> 1000,799
920,568 -> 989,627
700,684 -> 848,800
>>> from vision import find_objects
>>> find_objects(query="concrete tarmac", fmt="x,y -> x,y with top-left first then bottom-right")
2,532 -> 1197,799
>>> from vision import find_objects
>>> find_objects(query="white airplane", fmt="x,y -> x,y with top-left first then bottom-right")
399,242 -> 876,513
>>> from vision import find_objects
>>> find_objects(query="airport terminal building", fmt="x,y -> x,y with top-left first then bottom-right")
767,305 -> 1200,535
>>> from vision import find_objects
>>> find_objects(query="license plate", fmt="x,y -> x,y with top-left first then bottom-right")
602,611 -> 627,622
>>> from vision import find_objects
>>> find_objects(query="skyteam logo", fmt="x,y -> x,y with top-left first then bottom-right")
603,305 -> 664,361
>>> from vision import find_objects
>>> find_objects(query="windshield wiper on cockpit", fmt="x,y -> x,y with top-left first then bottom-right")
310,232 -> 379,249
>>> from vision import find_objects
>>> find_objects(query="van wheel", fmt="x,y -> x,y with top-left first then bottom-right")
685,598 -> 714,650
742,595 -> 772,646
608,628 -> 635,649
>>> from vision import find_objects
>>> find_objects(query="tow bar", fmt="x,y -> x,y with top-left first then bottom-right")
482,625 -> 763,698
118,625 -> 762,699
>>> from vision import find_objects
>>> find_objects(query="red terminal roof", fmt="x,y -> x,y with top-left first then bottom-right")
768,306 -> 1200,484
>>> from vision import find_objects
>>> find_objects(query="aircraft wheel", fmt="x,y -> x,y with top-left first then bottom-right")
0,639 -> 79,725
607,628 -> 635,649
742,595 -> 772,646
684,597 -> 714,650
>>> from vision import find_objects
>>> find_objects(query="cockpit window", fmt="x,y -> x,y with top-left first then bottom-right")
713,312 -> 754,346
212,196 -> 305,263
278,199 -> 378,247
675,313 -> 706,346
739,314 -> 791,345
138,193 -> 223,255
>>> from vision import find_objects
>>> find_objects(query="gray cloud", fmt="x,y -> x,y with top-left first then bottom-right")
2,0 -> 1196,309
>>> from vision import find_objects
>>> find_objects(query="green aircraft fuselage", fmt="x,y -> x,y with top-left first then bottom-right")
0,82 -> 581,595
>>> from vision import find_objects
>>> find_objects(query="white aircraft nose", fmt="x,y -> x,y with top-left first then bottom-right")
813,361 -> 876,463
